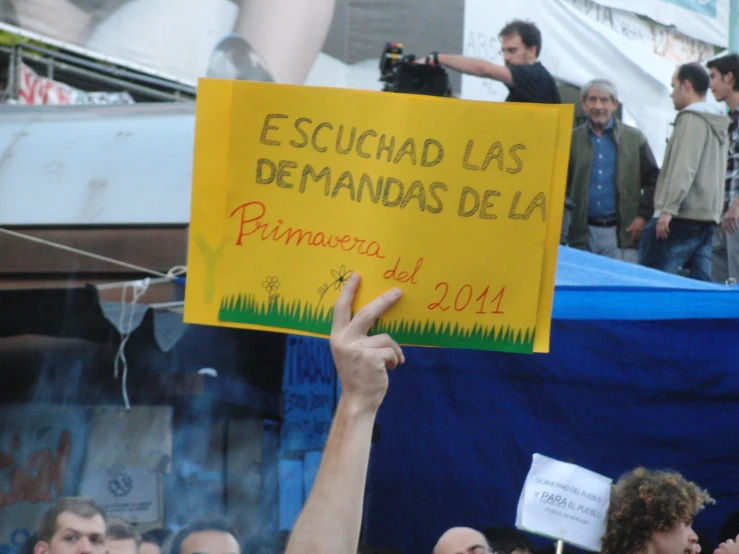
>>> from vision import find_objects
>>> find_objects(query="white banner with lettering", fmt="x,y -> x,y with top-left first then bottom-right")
515,454 -> 612,552
16,63 -> 135,105
591,0 -> 728,47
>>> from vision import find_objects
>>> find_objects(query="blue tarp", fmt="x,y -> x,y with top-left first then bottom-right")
554,246 -> 739,320
361,247 -> 739,553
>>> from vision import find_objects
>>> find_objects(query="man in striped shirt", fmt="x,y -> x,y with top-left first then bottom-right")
708,54 -> 739,283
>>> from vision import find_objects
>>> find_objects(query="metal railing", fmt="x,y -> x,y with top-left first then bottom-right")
2,42 -> 197,103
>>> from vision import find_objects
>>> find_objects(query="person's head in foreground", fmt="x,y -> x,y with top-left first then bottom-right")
580,79 -> 619,131
601,467 -> 713,554
35,497 -> 107,554
707,53 -> 739,104
140,530 -> 170,554
433,527 -> 491,554
671,63 -> 709,111
482,526 -> 534,554
106,519 -> 141,554
168,520 -> 240,554
498,20 -> 541,67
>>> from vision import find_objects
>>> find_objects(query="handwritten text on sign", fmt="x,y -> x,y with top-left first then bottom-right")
185,80 -> 572,353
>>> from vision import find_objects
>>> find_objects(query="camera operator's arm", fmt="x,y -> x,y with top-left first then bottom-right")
420,53 -> 513,85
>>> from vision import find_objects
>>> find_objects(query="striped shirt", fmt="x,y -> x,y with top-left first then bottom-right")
725,109 -> 739,210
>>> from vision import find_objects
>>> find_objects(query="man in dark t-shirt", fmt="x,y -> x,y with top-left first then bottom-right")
421,19 -> 561,104
506,60 -> 560,103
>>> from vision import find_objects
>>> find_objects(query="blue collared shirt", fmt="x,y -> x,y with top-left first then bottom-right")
587,118 -> 618,219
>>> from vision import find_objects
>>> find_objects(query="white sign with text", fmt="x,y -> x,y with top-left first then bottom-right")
515,454 -> 612,552
80,467 -> 159,523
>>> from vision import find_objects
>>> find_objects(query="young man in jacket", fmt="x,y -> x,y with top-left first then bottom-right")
638,63 -> 729,281
567,79 -> 659,262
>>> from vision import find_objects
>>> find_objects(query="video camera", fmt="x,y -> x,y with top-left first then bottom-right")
379,42 -> 451,97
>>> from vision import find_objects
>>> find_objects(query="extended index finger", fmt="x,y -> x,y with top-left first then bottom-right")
350,287 -> 402,336
331,273 -> 360,335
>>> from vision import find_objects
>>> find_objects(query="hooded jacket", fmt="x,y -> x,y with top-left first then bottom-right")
654,101 -> 729,224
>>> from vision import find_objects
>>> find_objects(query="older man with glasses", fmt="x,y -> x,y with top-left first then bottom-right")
566,78 -> 659,262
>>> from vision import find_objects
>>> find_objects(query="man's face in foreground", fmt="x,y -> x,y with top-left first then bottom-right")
500,33 -> 537,67
179,531 -> 240,554
37,513 -> 106,554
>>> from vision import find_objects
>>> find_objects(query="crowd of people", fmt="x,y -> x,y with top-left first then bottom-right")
21,500 -> 284,554
28,274 -> 739,554
568,61 -> 735,283
423,19 -> 739,284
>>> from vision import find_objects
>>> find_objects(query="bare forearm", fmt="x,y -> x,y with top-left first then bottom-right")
286,273 -> 403,554
437,54 -> 512,84
285,398 -> 376,554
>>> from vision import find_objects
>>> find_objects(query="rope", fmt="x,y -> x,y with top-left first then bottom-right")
0,227 -> 189,407
0,226 -> 171,279
114,279 -> 150,410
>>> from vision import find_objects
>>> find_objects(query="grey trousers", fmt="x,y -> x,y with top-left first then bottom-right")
588,225 -> 639,263
711,226 -> 739,284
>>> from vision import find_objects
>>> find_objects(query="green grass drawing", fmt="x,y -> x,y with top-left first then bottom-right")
219,293 -> 535,354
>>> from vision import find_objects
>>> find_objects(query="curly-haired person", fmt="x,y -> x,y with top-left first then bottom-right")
602,468 -> 714,554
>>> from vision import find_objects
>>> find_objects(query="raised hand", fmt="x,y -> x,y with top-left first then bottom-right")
285,274 -> 405,554
330,273 -> 404,414
715,536 -> 739,554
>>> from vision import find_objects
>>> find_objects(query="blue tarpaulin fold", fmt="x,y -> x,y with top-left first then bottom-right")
553,247 -> 739,319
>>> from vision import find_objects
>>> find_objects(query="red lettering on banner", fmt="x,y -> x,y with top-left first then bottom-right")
18,64 -> 72,105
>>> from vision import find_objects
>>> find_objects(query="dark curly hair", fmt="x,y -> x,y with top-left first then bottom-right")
601,468 -> 714,554
499,20 -> 542,57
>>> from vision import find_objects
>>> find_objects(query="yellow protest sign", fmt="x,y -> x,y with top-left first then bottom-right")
185,79 -> 572,354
